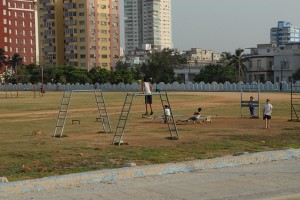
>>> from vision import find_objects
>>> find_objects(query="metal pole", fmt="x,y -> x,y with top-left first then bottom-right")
41,65 -> 44,97
291,79 -> 293,121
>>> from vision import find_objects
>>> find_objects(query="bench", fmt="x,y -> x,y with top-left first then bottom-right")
241,100 -> 259,107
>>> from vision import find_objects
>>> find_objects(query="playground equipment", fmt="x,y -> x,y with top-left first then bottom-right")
240,82 -> 260,118
290,79 -> 300,121
53,90 -> 112,138
112,92 -> 179,145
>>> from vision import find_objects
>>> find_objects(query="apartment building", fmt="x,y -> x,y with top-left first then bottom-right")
270,21 -> 300,46
124,0 -> 172,53
0,0 -> 38,65
181,48 -> 221,66
38,0 -> 120,70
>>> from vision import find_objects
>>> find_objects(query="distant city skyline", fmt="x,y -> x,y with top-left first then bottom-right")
120,0 -> 300,53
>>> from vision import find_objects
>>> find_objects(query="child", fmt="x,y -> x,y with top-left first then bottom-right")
164,105 -> 171,123
181,108 -> 202,124
263,99 -> 273,128
249,96 -> 255,118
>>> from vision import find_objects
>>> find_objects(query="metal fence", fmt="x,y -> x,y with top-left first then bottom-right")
0,81 -> 299,92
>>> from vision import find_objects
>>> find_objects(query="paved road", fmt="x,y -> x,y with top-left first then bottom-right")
4,158 -> 300,200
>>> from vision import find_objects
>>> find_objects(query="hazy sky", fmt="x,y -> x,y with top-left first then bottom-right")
120,0 -> 300,53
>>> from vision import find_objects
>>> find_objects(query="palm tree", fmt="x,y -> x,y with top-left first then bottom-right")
9,53 -> 23,96
0,48 -> 8,67
9,53 -> 23,72
228,48 -> 247,82
219,52 -> 232,66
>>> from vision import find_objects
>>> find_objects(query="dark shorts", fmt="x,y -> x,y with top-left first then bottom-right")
263,115 -> 271,120
145,95 -> 152,104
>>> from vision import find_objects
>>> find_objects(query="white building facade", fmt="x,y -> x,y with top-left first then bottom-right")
273,43 -> 300,83
124,0 -> 172,53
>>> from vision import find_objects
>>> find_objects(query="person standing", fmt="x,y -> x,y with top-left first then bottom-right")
142,76 -> 153,116
280,82 -> 283,92
249,96 -> 255,118
263,99 -> 273,128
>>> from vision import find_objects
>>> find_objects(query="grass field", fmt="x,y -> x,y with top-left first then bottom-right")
0,91 -> 299,182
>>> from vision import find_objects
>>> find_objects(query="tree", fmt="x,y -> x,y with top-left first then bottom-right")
88,67 -> 111,84
142,48 -> 186,83
228,48 -> 247,81
292,68 -> 300,81
0,48 -> 7,67
193,64 -> 238,83
9,53 -> 23,71
8,53 -> 23,84
219,52 -> 232,66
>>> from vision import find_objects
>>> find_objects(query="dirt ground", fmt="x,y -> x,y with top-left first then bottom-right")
61,92 -> 299,147
1,91 -> 299,181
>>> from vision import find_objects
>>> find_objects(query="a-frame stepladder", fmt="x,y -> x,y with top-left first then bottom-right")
112,92 -> 179,145
291,79 -> 300,121
240,82 -> 260,118
53,90 -> 112,138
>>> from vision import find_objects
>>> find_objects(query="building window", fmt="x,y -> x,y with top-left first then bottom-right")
101,55 -> 108,58
257,60 -> 261,68
280,61 -> 289,69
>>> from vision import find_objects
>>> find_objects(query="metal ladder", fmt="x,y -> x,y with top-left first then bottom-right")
112,92 -> 179,145
112,93 -> 134,145
53,90 -> 73,137
291,80 -> 300,121
94,90 -> 112,133
159,92 -> 179,140
53,90 -> 112,138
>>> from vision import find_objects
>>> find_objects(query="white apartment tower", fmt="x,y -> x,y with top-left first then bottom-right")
124,0 -> 172,53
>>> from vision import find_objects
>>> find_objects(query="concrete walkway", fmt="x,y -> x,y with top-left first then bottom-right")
1,149 -> 300,199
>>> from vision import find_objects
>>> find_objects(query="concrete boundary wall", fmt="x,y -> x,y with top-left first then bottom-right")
0,149 -> 299,197
0,81 -> 298,92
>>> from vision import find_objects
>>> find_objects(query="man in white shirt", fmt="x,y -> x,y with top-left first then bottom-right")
263,99 -> 273,129
142,77 -> 153,116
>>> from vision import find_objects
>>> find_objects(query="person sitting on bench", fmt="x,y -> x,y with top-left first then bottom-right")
180,108 -> 202,123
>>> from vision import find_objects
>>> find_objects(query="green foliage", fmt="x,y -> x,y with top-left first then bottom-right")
88,67 -> 111,84
141,48 -> 185,83
227,48 -> 247,81
292,68 -> 300,81
194,64 -> 238,83
0,48 -> 8,67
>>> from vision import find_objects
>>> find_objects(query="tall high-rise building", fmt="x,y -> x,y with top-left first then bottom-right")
0,0 -> 38,65
124,0 -> 172,53
38,0 -> 120,70
270,21 -> 300,46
